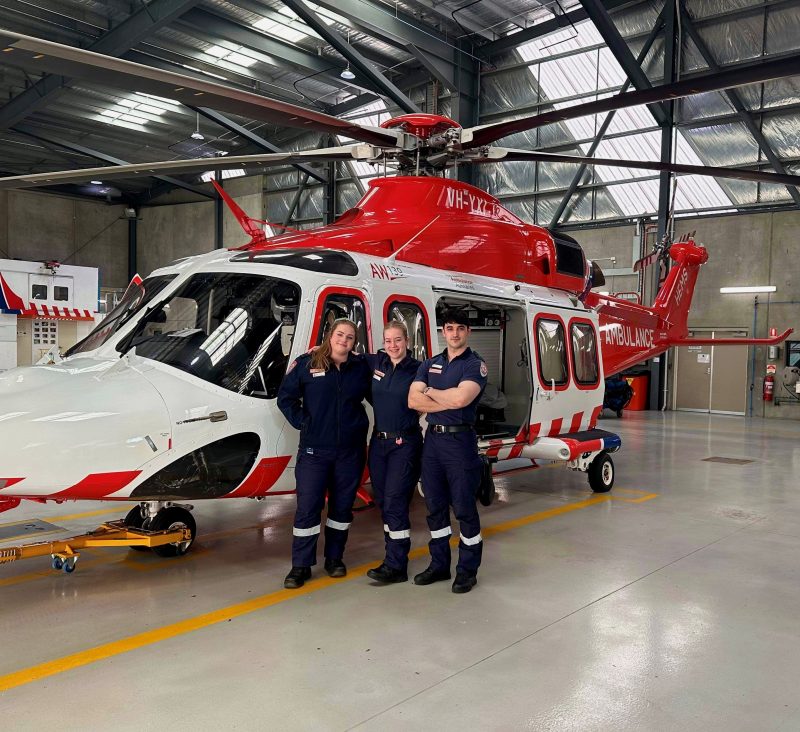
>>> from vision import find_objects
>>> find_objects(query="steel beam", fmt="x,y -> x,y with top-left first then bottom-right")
12,124 -> 214,199
578,0 -> 668,126
193,107 -> 327,184
279,0 -> 418,114
478,0 -> 631,58
283,172 -> 310,227
128,216 -> 138,281
175,8 -> 380,97
680,7 -> 800,206
0,0 -> 200,129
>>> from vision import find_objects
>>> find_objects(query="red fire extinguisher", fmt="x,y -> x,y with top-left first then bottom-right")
763,374 -> 774,402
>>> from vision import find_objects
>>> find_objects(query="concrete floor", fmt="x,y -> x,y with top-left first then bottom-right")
1,411 -> 800,731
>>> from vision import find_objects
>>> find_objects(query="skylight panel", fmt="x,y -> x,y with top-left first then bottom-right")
254,13 -> 309,44
95,93 -> 173,131
204,44 -> 258,69
515,19 -> 736,217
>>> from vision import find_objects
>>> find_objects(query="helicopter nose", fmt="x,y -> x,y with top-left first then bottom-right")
0,357 -> 171,498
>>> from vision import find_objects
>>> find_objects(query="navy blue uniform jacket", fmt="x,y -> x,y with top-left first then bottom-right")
414,347 -> 488,426
366,352 -> 421,433
278,353 -> 371,450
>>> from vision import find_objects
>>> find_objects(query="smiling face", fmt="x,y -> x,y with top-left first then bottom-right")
383,326 -> 408,362
442,322 -> 470,352
329,323 -> 357,360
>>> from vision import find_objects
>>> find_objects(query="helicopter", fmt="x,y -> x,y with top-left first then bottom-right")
0,29 -> 795,568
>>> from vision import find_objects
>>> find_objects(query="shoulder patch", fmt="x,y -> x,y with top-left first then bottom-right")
480,361 -> 488,378
287,359 -> 297,373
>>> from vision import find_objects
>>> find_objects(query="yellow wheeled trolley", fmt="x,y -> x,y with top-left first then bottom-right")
0,518 -> 193,573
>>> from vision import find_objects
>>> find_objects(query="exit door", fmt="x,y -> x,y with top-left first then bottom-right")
673,330 -> 748,415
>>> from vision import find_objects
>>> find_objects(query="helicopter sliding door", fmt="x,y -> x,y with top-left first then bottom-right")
528,304 -> 603,439
433,293 -> 532,442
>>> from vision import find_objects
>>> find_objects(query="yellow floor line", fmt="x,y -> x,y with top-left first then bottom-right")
0,491 -> 644,693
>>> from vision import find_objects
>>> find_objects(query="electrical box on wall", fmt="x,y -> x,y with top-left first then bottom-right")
768,345 -> 779,360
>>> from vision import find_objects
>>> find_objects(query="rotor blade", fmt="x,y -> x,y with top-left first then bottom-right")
476,148 -> 800,187
462,56 -> 800,148
633,250 -> 660,272
0,145 -> 378,190
0,29 -> 401,148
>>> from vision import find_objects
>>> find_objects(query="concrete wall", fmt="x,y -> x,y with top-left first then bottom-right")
572,210 -> 800,420
136,175 -> 263,277
0,190 -> 128,289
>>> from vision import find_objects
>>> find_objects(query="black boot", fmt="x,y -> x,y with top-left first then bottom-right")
413,566 -> 452,585
451,572 -> 477,594
367,563 -> 408,584
324,558 -> 347,577
284,566 -> 311,589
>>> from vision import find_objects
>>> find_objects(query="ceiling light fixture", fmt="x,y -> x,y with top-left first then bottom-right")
90,179 -> 102,185
340,31 -> 355,80
191,111 -> 205,141
719,286 -> 776,294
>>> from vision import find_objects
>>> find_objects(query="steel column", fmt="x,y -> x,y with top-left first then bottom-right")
128,215 -> 138,281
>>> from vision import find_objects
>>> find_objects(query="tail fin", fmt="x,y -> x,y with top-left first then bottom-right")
651,239 -> 708,341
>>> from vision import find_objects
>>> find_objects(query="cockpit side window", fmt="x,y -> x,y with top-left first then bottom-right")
118,273 -> 300,399
66,274 -> 177,357
315,294 -> 368,354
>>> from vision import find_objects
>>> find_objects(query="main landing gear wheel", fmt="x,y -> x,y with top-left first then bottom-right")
149,507 -> 196,557
124,505 -> 150,552
588,453 -> 615,493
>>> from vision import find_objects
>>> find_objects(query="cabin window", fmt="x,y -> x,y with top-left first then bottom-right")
117,273 -> 300,400
571,322 -> 599,385
536,318 -> 568,385
387,300 -> 428,360
66,274 -> 177,356
316,293 -> 368,354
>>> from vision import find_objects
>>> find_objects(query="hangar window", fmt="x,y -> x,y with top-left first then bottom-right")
536,318 -> 568,386
571,322 -> 599,385
67,274 -> 177,356
31,284 -> 48,300
118,273 -> 300,399
54,286 -> 69,302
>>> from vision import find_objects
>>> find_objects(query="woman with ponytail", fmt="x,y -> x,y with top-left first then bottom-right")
277,318 -> 371,589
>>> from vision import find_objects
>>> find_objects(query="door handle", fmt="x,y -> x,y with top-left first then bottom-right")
177,411 -> 228,425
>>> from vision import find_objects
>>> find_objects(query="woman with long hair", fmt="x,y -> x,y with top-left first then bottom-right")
277,318 -> 371,589
364,321 -> 423,584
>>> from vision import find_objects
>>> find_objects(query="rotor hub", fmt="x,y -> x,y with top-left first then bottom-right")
381,114 -> 460,140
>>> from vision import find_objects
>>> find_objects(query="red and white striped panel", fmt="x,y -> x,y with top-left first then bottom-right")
529,405 -> 602,442
20,304 -> 94,321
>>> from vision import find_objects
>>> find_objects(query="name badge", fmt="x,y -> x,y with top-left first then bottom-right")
373,369 -> 385,381
310,368 -> 325,378
430,364 -> 443,373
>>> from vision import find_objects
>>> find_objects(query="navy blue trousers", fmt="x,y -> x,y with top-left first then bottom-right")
292,445 -> 366,567
421,430 -> 483,576
368,433 -> 422,571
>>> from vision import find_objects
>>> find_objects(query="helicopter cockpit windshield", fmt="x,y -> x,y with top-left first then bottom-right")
66,273 -> 177,357
118,272 -> 300,399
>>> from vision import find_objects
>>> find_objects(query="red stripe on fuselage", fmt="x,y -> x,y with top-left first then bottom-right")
569,411 -> 583,434
0,477 -> 25,491
225,456 -> 291,498
52,471 -> 142,499
589,404 -> 602,428
547,418 -> 563,437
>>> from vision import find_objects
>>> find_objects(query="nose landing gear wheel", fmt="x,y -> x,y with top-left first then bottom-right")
149,507 -> 196,557
588,452 -> 614,493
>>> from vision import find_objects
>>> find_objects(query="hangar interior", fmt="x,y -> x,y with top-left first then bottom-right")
1,0 -> 800,728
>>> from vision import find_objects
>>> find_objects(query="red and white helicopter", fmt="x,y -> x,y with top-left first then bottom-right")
0,30 -> 795,568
